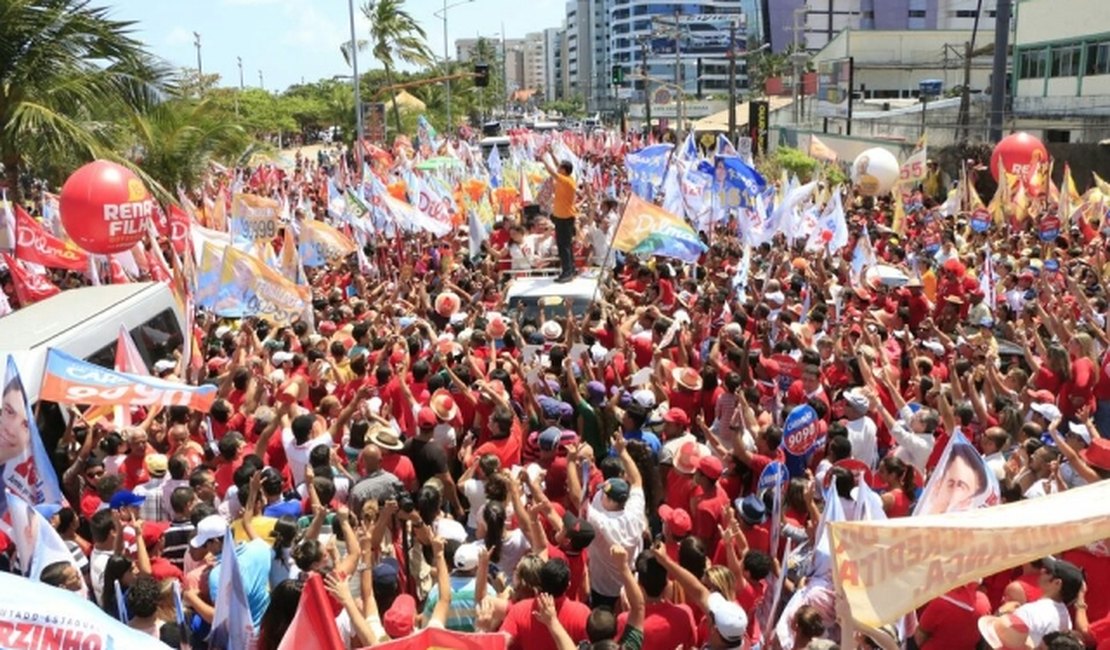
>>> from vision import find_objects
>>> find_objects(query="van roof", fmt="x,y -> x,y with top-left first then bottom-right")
0,283 -> 167,350
505,270 -> 601,301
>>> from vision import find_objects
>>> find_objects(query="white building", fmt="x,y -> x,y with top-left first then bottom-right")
798,0 -> 997,53
523,32 -> 548,95
1012,0 -> 1110,142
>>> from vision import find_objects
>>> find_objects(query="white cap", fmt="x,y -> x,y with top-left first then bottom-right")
922,340 -> 946,355
707,591 -> 748,642
272,351 -> 294,365
844,388 -> 870,413
214,325 -> 232,339
153,359 -> 176,373
1030,402 -> 1061,422
1068,421 -> 1092,446
766,291 -> 785,306
190,515 -> 228,549
631,389 -> 656,410
454,542 -> 481,571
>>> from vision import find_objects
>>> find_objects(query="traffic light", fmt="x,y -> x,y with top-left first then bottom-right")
611,64 -> 624,86
474,63 -> 490,87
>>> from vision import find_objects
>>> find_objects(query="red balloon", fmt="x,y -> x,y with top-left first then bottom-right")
820,230 -> 833,243
990,132 -> 1048,182
59,160 -> 154,255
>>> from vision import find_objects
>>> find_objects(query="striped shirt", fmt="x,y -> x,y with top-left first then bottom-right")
163,520 -> 196,571
422,575 -> 483,632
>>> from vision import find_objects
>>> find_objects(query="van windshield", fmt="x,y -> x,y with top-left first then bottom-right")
85,308 -> 184,371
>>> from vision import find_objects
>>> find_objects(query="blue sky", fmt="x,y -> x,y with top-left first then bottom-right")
108,0 -> 565,91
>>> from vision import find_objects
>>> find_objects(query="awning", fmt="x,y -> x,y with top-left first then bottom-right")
691,96 -> 794,132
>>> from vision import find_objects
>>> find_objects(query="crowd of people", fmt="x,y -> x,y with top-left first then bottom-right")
3,129 -> 1110,650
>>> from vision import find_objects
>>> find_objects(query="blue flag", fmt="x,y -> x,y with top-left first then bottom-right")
626,144 -> 674,201
487,145 -> 503,189
209,530 -> 254,650
703,155 -> 767,211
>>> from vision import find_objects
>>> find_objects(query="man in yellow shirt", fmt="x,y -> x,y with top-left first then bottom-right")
541,152 -> 578,283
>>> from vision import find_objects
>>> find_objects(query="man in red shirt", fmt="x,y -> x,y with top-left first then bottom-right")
914,582 -> 990,649
617,552 -> 696,649
692,456 -> 728,550
499,558 -> 590,650
367,426 -> 418,492
119,427 -> 152,490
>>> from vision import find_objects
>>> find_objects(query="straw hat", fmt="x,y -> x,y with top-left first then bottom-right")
434,291 -> 461,317
671,366 -> 703,391
368,425 -> 404,451
487,314 -> 508,339
430,389 -> 459,421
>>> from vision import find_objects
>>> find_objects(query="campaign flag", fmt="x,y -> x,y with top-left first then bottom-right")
0,357 -> 64,509
217,246 -> 311,325
710,155 -> 768,211
299,220 -> 357,267
276,573 -> 343,650
366,627 -> 507,650
716,133 -> 739,158
40,348 -> 218,412
612,194 -> 708,263
806,189 -> 848,254
346,187 -> 370,221
413,176 -> 457,230
808,135 -> 838,162
769,180 -> 817,240
782,404 -> 824,478
160,204 -> 192,256
381,192 -> 452,237
2,253 -> 59,304
980,246 -> 996,316
0,571 -> 166,648
1,492 -> 81,585
850,224 -> 876,286
280,225 -> 306,285
899,136 -> 928,184
912,430 -> 999,517
758,461 -> 789,494
626,144 -> 673,200
210,530 -> 254,650
487,144 -> 503,189
13,205 -> 88,271
112,325 -> 149,428
230,193 -> 280,245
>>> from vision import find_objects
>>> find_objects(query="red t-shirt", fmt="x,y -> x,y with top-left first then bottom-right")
120,454 -> 150,490
666,389 -> 701,428
917,584 -> 991,650
473,420 -> 523,470
547,545 -> 589,603
500,596 -> 590,650
693,485 -> 729,551
617,601 -> 695,650
380,453 -> 418,492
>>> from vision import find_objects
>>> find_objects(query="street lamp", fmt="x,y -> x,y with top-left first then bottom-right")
433,0 -> 474,133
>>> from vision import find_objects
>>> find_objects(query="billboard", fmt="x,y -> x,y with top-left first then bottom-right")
650,13 -> 747,57
748,100 -> 769,158
816,57 -> 853,118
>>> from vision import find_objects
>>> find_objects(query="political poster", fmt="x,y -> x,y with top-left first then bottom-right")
299,220 -> 357,267
39,348 -> 218,412
231,193 -> 281,245
0,570 -> 167,649
1,357 -> 64,509
782,404 -> 824,478
758,461 -> 789,494
217,245 -> 311,325
912,430 -> 999,517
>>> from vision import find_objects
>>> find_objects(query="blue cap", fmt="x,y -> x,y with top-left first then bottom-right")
737,494 -> 766,524
538,396 -> 564,420
372,557 -> 400,586
601,478 -> 631,503
538,426 -> 563,451
108,490 -> 145,510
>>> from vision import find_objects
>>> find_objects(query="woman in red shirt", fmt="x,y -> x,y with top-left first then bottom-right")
1060,333 -> 1099,420
877,456 -> 915,518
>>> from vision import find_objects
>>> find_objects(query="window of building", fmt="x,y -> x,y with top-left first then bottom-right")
1087,41 -> 1110,76
954,9 -> 978,18
1050,45 -> 1080,77
1018,49 -> 1047,80
908,9 -> 926,18
1045,129 -> 1070,143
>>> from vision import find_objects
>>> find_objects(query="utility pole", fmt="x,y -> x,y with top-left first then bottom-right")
673,8 -> 683,144
988,0 -> 1012,142
193,32 -> 203,78
258,69 -> 264,90
237,56 -> 244,89
501,24 -> 509,117
728,19 -> 737,142
641,39 -> 651,138
957,0 -> 983,141
791,9 -> 803,124
347,0 -> 364,169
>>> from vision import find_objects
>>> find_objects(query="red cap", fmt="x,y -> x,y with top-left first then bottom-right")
662,407 -> 690,427
140,521 -> 170,548
319,320 -> 338,336
207,357 -> 228,373
1026,389 -> 1055,404
786,380 -> 807,405
658,504 -> 692,537
417,407 -> 438,428
697,455 -> 724,480
383,594 -> 415,638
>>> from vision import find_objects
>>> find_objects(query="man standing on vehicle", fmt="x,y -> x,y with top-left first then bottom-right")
540,149 -> 578,283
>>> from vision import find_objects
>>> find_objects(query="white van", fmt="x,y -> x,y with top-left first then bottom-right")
0,282 -> 186,406
504,269 -> 602,324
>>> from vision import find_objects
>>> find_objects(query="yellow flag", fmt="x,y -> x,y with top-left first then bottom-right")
1059,163 -> 1081,227
1094,172 -> 1110,196
891,186 -> 907,237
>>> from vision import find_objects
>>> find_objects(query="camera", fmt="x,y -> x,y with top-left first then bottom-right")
379,484 -> 415,514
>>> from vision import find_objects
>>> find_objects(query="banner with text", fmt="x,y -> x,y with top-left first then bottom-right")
230,193 -> 281,245
40,348 -> 217,412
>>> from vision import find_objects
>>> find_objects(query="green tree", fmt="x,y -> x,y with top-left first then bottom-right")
0,0 -> 170,200
121,98 -> 254,197
359,0 -> 433,135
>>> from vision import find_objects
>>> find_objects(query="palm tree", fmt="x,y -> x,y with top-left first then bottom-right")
361,0 -> 434,135
0,0 -> 170,200
122,99 -> 254,199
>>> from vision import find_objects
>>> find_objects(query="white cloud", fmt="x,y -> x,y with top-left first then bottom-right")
164,26 -> 192,47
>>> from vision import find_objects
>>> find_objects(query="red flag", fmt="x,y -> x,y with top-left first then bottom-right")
276,573 -> 344,650
108,256 -> 130,284
13,205 -> 88,271
3,254 -> 60,305
146,247 -> 171,283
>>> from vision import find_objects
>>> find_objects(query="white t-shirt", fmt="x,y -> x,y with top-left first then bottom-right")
1013,598 -> 1072,648
281,428 -> 332,486
844,416 -> 879,470
462,478 -> 487,530
586,485 -> 646,597
90,547 -> 112,604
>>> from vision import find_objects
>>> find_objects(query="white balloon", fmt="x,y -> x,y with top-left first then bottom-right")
851,148 -> 901,196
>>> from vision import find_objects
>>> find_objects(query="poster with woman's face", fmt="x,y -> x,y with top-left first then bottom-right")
913,430 -> 1000,516
0,379 -> 30,467
0,359 -> 57,507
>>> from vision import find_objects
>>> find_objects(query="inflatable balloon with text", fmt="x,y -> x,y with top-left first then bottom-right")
59,160 -> 154,255
851,148 -> 900,196
990,132 -> 1048,182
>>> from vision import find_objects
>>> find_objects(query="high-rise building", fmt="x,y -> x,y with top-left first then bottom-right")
766,0 -> 998,53
544,27 -> 566,101
523,32 -> 548,95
